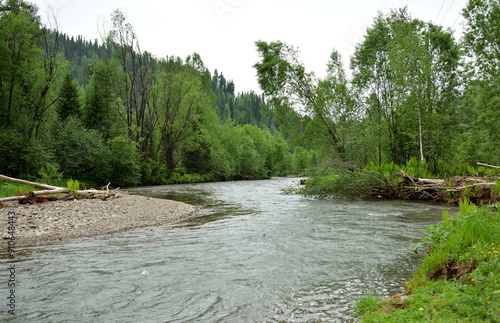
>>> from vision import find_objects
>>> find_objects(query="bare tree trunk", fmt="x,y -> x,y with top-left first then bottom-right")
418,104 -> 424,162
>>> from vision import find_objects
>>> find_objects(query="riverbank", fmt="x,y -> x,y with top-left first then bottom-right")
356,200 -> 500,322
1,193 -> 196,246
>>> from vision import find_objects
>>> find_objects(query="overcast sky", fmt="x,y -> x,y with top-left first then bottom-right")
31,0 -> 468,93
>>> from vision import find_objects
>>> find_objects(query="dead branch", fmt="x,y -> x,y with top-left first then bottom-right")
477,162 -> 500,170
446,182 -> 497,192
0,174 -> 59,190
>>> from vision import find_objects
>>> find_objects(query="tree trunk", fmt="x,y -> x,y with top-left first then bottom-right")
0,174 -> 59,190
418,103 -> 424,162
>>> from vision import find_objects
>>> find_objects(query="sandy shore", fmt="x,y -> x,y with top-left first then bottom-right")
1,193 -> 196,246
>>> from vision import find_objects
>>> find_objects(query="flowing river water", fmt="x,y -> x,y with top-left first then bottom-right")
2,177 -> 451,322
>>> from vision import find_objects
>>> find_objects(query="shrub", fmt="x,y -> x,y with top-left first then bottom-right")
108,136 -> 140,186
52,116 -> 112,185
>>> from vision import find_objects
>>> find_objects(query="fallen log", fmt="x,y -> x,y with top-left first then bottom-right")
446,182 -> 497,192
0,188 -> 69,202
0,174 -> 60,190
477,162 -> 500,170
0,174 -> 119,204
367,170 -> 499,205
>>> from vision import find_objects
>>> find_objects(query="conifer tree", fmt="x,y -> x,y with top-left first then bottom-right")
57,72 -> 81,121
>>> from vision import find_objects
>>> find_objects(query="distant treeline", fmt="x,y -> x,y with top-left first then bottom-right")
0,2 -> 312,187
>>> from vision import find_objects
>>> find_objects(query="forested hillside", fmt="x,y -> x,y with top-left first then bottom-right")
0,1 -> 311,186
2,0 -> 499,189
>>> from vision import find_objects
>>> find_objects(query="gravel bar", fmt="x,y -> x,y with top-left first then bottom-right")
1,193 -> 196,246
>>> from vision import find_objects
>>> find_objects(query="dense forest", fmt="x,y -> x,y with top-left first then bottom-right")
1,0 -> 499,188
0,0 -> 304,186
254,1 -> 500,175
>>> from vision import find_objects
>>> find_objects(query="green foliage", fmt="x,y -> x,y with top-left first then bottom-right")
365,158 -> 500,181
355,295 -> 383,316
402,157 -> 432,179
0,128 -> 51,177
364,161 -> 401,181
0,180 -> 37,198
493,179 -> 500,195
108,136 -> 140,186
84,60 -> 115,137
52,116 -> 112,185
57,72 -> 81,121
66,179 -> 80,194
38,162 -> 63,186
291,146 -> 312,174
168,172 -> 206,184
297,170 -> 383,198
360,200 -> 500,322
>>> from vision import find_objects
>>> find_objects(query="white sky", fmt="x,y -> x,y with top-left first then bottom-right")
31,0 -> 468,93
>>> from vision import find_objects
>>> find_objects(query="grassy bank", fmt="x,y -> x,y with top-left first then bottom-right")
356,199 -> 500,322
0,179 -> 39,198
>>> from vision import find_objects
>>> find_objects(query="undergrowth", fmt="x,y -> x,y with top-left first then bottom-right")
285,170 -> 383,198
356,199 -> 500,322
0,180 -> 38,198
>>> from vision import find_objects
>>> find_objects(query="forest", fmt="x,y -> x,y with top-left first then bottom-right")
1,0 -> 499,189
0,0 -> 302,186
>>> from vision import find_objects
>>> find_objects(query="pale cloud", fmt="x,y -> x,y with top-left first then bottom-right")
31,0 -> 467,93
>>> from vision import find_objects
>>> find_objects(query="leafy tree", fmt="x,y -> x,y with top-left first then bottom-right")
458,0 -> 500,166
108,136 -> 140,185
462,0 -> 500,79
0,0 -> 42,130
351,9 -> 460,166
51,116 -> 112,184
351,13 -> 394,165
254,41 -> 354,161
155,54 -> 215,179
57,72 -> 81,120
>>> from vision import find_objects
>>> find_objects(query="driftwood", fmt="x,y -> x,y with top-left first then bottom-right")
477,162 -> 500,170
0,174 -> 119,204
0,174 -> 60,190
367,170 -> 499,205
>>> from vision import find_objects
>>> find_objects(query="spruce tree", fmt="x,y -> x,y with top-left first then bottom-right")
57,72 -> 81,121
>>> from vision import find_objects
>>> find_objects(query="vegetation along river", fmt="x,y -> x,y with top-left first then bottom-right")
2,177 -> 451,322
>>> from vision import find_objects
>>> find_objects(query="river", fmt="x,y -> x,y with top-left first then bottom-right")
2,177 -> 449,322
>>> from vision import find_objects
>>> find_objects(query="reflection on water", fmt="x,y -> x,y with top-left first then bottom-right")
1,178 -> 449,322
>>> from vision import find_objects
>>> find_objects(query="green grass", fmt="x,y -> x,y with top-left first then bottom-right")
0,180 -> 38,198
357,200 -> 500,322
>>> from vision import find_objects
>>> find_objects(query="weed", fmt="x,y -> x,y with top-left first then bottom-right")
67,179 -> 80,195
0,180 -> 37,198
358,199 -> 500,322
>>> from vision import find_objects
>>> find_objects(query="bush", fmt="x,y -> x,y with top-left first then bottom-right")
0,128 -> 52,178
298,170 -> 383,198
359,200 -> 500,322
108,136 -> 140,186
52,116 -> 112,185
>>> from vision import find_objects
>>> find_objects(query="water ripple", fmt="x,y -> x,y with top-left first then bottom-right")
1,178 -> 449,322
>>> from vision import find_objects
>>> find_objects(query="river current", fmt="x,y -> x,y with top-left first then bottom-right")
1,177 -> 449,322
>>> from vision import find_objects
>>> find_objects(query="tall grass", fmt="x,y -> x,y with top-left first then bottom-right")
0,180 -> 37,198
357,199 -> 500,322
